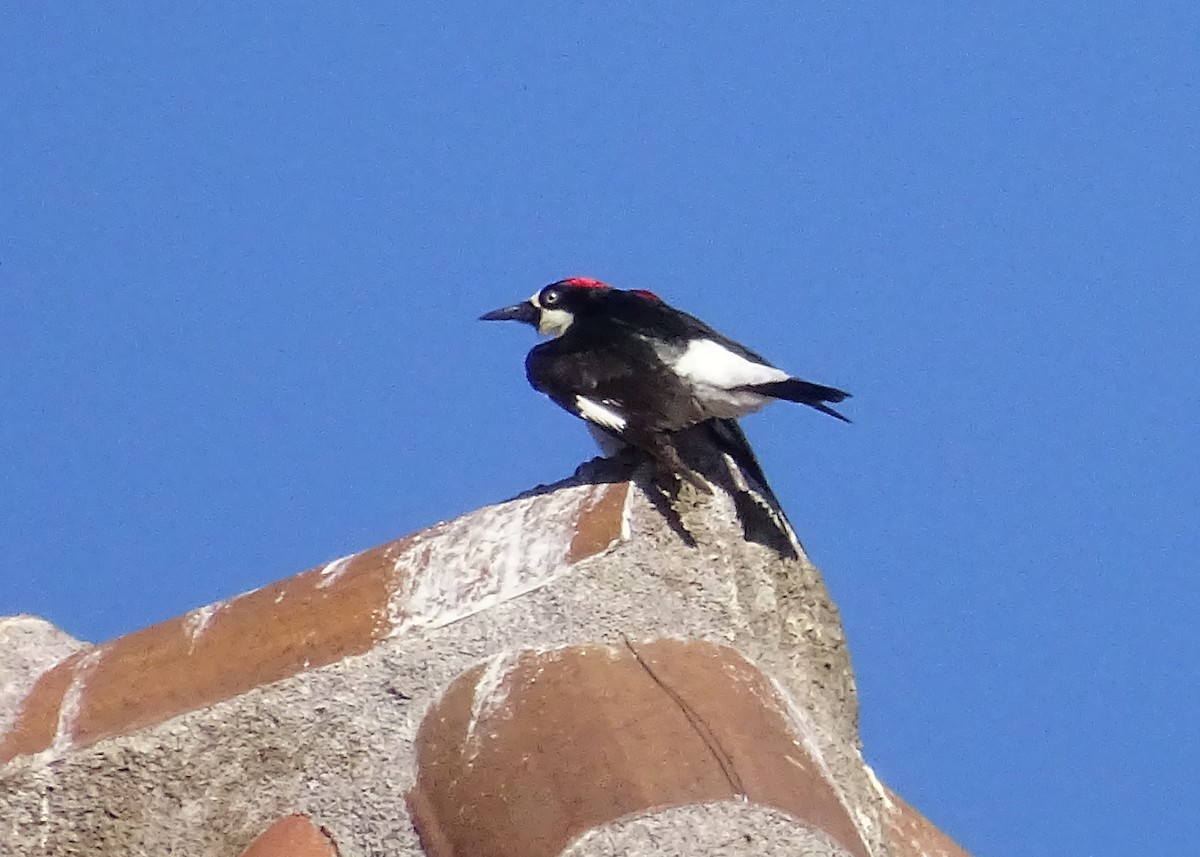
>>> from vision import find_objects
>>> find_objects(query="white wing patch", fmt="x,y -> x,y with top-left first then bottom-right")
672,338 -> 788,389
574,395 -> 627,432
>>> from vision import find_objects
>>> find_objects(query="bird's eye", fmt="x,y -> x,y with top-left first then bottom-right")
541,288 -> 561,306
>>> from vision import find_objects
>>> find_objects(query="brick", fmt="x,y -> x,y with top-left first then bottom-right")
0,481 -> 630,764
567,477 -> 629,562
409,640 -> 870,857
884,788 -> 970,857
239,815 -> 339,857
0,549 -> 394,764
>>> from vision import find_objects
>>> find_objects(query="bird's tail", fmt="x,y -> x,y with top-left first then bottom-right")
740,378 -> 852,423
704,418 -> 804,557
705,418 -> 775,500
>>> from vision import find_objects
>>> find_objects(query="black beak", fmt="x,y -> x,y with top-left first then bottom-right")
479,301 -> 538,325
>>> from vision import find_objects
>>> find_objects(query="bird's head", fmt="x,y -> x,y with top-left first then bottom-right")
480,277 -> 620,338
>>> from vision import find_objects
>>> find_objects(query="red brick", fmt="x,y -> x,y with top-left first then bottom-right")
0,547 -> 394,763
567,478 -> 628,562
240,815 -> 339,857
0,648 -> 84,761
885,788 -> 971,857
408,640 -> 870,857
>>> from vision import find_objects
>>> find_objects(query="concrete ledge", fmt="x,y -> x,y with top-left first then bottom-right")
0,481 -> 630,764
0,443 -> 970,856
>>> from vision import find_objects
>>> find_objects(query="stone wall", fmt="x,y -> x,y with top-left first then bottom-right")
0,440 -> 968,857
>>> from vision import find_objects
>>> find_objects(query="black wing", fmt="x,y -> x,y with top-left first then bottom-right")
525,333 -> 705,440
603,290 -> 778,366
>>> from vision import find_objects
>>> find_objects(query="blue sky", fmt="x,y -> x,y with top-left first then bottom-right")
2,3 -> 1197,854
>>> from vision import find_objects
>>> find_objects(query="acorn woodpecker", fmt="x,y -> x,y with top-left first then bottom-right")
480,277 -> 850,485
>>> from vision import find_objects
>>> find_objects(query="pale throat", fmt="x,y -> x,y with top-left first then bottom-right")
530,292 -> 575,338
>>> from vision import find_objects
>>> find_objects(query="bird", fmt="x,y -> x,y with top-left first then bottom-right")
479,277 -> 850,488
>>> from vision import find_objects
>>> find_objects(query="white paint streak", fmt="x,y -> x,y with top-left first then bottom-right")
316,554 -> 355,589
39,781 -> 50,850
465,651 -> 522,759
182,604 -> 223,654
619,479 -> 634,542
575,395 -> 627,431
391,484 -> 626,633
769,675 -> 873,852
864,763 -> 896,810
46,648 -> 103,759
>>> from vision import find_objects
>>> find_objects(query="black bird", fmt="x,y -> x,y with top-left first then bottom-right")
480,277 -> 850,484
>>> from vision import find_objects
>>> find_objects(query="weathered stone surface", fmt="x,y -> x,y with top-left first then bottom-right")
0,554 -> 393,764
0,616 -> 86,746
0,432 -> 969,857
562,802 -> 858,857
0,481 -> 628,765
